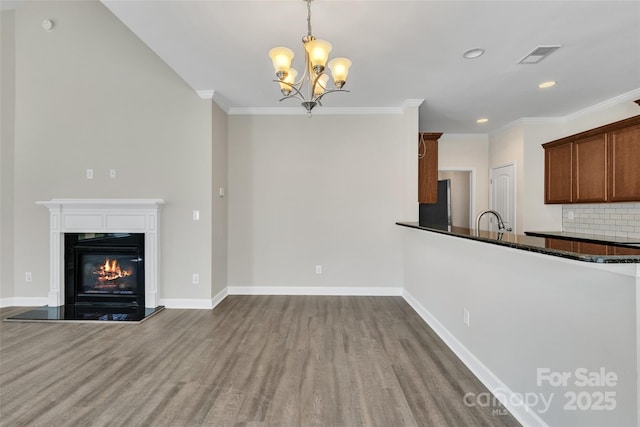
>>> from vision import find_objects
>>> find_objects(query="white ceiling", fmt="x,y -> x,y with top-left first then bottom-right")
98,0 -> 640,133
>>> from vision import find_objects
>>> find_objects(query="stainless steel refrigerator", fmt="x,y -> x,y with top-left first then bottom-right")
418,179 -> 451,228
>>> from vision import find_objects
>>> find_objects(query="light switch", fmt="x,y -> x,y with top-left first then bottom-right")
219,187 -> 225,197
193,210 -> 200,221
109,169 -> 116,179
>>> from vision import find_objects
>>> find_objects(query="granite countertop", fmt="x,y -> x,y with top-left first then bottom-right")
396,222 -> 640,264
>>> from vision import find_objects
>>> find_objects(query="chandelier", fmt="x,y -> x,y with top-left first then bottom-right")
268,0 -> 352,114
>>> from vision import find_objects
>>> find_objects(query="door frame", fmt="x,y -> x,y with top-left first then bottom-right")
489,161 -> 517,233
438,167 -> 476,229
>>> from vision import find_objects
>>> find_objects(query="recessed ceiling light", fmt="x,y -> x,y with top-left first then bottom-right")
463,48 -> 485,59
476,118 -> 489,124
538,81 -> 557,89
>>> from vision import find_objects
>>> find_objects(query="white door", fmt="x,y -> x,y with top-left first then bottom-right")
490,164 -> 515,232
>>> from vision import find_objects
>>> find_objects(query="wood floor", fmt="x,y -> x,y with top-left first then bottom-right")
0,296 -> 521,427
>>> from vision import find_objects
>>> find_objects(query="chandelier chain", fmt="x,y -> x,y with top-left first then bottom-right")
306,0 -> 313,38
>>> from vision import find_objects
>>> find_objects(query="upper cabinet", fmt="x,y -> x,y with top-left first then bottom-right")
418,133 -> 442,203
544,142 -> 573,203
574,133 -> 608,203
609,123 -> 640,202
543,115 -> 640,204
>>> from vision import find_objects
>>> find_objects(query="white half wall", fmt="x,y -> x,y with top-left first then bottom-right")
402,227 -> 638,427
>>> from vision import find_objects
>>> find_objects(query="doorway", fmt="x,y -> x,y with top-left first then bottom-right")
490,163 -> 516,232
438,169 -> 474,228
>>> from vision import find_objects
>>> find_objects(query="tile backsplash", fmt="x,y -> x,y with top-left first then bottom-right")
563,203 -> 640,238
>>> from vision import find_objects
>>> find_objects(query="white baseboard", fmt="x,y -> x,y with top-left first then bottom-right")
227,286 -> 403,296
159,287 -> 228,309
211,287 -> 228,308
2,286 -> 403,310
402,290 -> 548,427
0,297 -> 49,308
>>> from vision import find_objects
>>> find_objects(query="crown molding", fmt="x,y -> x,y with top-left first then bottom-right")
195,90 -> 230,113
211,92 -> 230,113
401,99 -> 424,110
439,133 -> 489,140
227,99 -> 424,116
492,88 -> 640,136
227,107 -> 405,116
564,87 -> 640,121
196,90 -> 214,99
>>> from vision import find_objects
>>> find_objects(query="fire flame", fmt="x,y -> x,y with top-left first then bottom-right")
94,258 -> 132,283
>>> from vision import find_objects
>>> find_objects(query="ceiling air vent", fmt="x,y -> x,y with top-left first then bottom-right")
518,45 -> 561,64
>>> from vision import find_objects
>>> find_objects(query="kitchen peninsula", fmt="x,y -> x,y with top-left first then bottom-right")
397,222 -> 639,427
397,222 -> 640,263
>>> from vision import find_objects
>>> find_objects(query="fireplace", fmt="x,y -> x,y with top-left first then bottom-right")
65,233 -> 145,307
37,199 -> 164,308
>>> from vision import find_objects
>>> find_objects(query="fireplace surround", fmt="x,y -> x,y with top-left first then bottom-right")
37,199 -> 164,308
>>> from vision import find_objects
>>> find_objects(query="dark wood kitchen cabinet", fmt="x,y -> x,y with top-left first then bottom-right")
544,142 -> 573,204
545,238 -> 574,252
573,134 -> 608,203
543,115 -> 640,204
574,241 -> 609,255
609,123 -> 640,202
544,238 -> 640,256
418,133 -> 442,203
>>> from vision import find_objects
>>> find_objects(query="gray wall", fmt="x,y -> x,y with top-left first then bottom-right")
6,0 -> 217,303
1,11 -> 16,300
211,100 -> 228,298
227,114 -> 407,290
438,170 -> 471,228
438,134 -> 490,225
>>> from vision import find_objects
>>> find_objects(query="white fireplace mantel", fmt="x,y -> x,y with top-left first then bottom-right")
37,199 -> 164,308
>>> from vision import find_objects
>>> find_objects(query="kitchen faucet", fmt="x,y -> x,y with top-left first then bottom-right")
475,210 -> 512,233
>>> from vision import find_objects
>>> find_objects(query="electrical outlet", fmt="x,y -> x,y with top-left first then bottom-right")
25,272 -> 32,282
109,169 -> 117,179
567,211 -> 574,220
315,265 -> 322,274
192,273 -> 200,284
192,210 -> 200,221
86,169 -> 94,179
463,308 -> 470,327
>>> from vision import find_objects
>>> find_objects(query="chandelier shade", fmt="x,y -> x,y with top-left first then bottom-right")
314,74 -> 330,97
305,39 -> 332,72
268,0 -> 351,114
328,57 -> 352,88
268,47 -> 295,80
279,68 -> 298,95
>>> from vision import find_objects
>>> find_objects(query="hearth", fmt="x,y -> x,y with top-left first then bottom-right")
65,233 -> 145,307
4,305 -> 164,323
